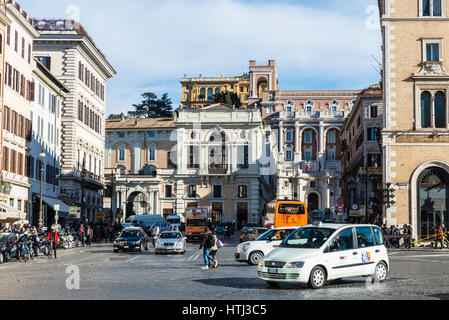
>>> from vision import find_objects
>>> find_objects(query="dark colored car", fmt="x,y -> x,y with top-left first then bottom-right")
0,233 -> 18,262
215,222 -> 228,235
113,227 -> 150,253
239,227 -> 269,243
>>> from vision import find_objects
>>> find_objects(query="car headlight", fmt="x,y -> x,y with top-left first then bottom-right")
285,261 -> 304,269
176,242 -> 183,248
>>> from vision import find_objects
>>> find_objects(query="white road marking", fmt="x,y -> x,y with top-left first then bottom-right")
188,250 -> 202,261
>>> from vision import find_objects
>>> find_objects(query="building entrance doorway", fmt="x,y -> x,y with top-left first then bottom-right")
308,193 -> 319,212
418,167 -> 449,238
237,202 -> 248,230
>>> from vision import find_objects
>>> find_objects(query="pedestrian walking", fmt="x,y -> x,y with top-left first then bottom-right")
430,224 -> 436,248
209,230 -> 219,268
152,225 -> 160,247
199,229 -> 216,270
79,225 -> 85,247
46,227 -> 59,259
86,225 -> 93,247
436,224 -> 444,249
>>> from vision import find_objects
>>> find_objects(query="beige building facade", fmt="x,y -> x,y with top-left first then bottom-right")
379,0 -> 449,237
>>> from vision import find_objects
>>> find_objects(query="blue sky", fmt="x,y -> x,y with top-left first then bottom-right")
19,0 -> 382,116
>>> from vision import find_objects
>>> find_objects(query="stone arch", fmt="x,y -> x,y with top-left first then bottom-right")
305,191 -> 321,211
410,160 -> 449,238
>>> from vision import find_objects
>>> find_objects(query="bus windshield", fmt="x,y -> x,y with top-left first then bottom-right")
280,227 -> 335,249
186,219 -> 206,227
278,203 -> 305,215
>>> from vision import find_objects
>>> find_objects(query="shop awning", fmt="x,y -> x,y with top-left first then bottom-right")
40,196 -> 70,214
0,201 -> 27,221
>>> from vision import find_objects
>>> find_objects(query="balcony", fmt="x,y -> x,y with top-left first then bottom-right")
208,164 -> 228,175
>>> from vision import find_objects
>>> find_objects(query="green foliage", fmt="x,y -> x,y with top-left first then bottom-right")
212,91 -> 242,108
128,92 -> 173,118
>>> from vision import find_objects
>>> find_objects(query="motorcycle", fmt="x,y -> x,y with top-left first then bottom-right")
16,235 -> 31,262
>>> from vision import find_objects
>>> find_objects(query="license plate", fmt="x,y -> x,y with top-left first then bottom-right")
268,268 -> 279,274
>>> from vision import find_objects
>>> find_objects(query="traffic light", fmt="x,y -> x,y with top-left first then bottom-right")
382,183 -> 395,208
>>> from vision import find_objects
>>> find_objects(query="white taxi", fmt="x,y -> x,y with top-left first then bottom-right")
235,227 -> 298,265
257,223 -> 389,289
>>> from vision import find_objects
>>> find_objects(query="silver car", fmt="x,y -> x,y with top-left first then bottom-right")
155,231 -> 186,254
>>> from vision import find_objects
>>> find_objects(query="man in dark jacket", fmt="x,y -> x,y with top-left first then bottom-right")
199,229 -> 216,270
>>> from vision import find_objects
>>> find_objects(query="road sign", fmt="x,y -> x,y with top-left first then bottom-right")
337,197 -> 344,206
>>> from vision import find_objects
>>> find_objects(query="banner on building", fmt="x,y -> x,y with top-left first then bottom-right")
69,206 -> 79,218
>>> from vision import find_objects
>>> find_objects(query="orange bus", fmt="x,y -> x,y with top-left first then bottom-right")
264,200 -> 309,228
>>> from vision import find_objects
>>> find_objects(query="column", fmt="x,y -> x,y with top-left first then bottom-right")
279,122 -> 284,161
294,122 -> 301,162
133,144 -> 140,174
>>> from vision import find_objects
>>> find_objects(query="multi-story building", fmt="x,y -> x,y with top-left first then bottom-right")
341,85 -> 383,223
0,0 -> 12,222
247,60 -> 359,220
180,74 -> 250,109
0,0 -> 36,224
31,19 -> 116,223
28,59 -> 69,227
105,106 -> 277,227
379,0 -> 449,237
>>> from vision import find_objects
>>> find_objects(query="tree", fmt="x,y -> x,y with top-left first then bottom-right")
212,91 -> 242,108
107,113 -> 122,120
128,92 -> 173,118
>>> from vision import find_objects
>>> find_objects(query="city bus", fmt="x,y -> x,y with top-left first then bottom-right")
263,200 -> 309,228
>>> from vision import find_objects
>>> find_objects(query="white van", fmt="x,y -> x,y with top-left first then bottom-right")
166,214 -> 182,229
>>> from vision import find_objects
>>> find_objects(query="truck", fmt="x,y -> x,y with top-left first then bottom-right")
185,207 -> 209,241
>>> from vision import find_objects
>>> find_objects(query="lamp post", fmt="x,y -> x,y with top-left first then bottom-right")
38,149 -> 45,231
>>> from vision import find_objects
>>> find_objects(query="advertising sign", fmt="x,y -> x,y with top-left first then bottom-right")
69,206 -> 79,218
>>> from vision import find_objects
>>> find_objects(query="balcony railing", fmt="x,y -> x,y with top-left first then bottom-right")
208,164 -> 228,174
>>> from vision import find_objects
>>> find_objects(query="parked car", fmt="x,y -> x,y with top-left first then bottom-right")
113,227 -> 150,253
240,227 -> 269,243
155,231 -> 186,254
242,223 -> 259,232
257,223 -> 389,289
235,227 -> 297,265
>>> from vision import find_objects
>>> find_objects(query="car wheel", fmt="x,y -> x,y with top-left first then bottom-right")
4,251 -> 9,262
266,281 -> 280,288
308,266 -> 326,289
248,251 -> 264,266
0,253 -> 4,264
373,261 -> 388,282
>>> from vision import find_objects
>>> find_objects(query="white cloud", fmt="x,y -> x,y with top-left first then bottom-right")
19,0 -> 381,115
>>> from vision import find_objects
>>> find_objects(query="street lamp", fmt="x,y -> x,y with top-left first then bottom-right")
38,148 -> 45,231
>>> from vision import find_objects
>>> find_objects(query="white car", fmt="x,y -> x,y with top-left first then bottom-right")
257,223 -> 389,289
235,227 -> 298,265
155,231 -> 186,254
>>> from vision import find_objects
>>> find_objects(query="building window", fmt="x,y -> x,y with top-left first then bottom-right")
238,185 -> 247,198
305,132 -> 311,143
237,145 -> 249,168
423,0 -> 442,16
328,132 -> 335,143
328,150 -> 336,160
285,149 -> 293,161
188,185 -> 197,198
148,147 -> 156,161
426,43 -> 440,61
266,106 -> 273,114
165,185 -> 173,198
118,148 -> 125,162
370,105 -> 378,118
118,133 -> 125,138
435,91 -> 446,128
367,127 -> 380,141
207,88 -> 213,101
213,185 -> 222,198
421,91 -> 432,128
286,130 -> 292,142
305,150 -> 312,161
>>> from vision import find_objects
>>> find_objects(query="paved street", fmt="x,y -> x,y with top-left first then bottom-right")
1,232 -> 449,300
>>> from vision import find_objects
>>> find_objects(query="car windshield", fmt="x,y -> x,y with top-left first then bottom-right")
257,229 -> 289,241
281,227 -> 336,248
160,232 -> 182,239
120,230 -> 140,238
167,218 -> 180,224
187,219 -> 206,227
